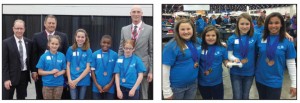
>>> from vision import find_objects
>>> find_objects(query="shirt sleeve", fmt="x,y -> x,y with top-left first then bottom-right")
36,54 -> 45,70
90,51 -> 97,68
66,47 -> 72,62
113,58 -> 121,73
162,41 -> 178,66
136,56 -> 146,73
222,47 -> 228,60
227,35 -> 235,51
62,54 -> 67,70
286,41 -> 296,59
86,49 -> 93,63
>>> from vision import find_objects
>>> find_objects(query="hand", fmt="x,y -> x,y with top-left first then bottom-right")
51,69 -> 59,74
53,71 -> 61,77
129,89 -> 136,97
285,32 -> 294,41
102,84 -> 111,92
32,72 -> 39,81
96,85 -> 104,93
4,80 -> 12,90
290,87 -> 297,98
234,59 -> 240,63
68,80 -> 76,89
117,90 -> 123,99
147,73 -> 153,82
164,95 -> 173,100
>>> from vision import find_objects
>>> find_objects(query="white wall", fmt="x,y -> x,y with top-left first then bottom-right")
3,5 -> 153,16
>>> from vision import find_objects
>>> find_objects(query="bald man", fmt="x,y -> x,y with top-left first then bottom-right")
118,5 -> 153,99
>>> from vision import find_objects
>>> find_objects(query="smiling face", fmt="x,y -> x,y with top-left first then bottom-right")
130,5 -> 143,25
100,38 -> 111,52
13,20 -> 25,39
123,43 -> 135,57
238,18 -> 251,34
44,17 -> 57,33
268,16 -> 282,35
75,32 -> 86,46
205,30 -> 217,45
48,38 -> 60,53
178,23 -> 193,41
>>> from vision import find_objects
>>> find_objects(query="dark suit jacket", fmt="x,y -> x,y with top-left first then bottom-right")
32,31 -> 68,72
2,36 -> 33,85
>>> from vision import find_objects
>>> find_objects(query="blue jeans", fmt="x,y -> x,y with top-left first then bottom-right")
171,82 -> 197,100
70,86 -> 87,100
92,92 -> 114,100
120,86 -> 139,100
198,83 -> 224,100
256,81 -> 282,99
230,74 -> 254,99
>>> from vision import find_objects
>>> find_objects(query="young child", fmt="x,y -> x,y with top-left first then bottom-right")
114,39 -> 145,100
66,29 -> 92,99
91,35 -> 118,99
162,19 -> 202,100
198,26 -> 228,100
36,35 -> 66,99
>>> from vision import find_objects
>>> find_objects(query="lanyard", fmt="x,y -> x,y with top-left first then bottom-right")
131,23 -> 143,40
203,45 -> 216,71
121,56 -> 133,79
186,41 -> 198,63
76,49 -> 83,67
266,35 -> 279,60
49,52 -> 57,69
238,35 -> 249,58
100,50 -> 110,72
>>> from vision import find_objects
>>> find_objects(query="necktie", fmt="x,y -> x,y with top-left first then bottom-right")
18,40 -> 24,70
133,26 -> 138,38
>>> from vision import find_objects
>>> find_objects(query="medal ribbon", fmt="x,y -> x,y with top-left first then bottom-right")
186,41 -> 198,64
100,50 -> 110,74
204,45 -> 216,71
238,35 -> 249,58
266,35 -> 279,60
121,56 -> 133,79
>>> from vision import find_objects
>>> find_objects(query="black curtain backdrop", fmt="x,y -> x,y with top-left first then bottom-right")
2,15 -> 153,52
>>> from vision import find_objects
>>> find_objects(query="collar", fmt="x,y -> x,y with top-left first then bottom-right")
132,21 -> 143,29
45,30 -> 55,36
14,35 -> 24,42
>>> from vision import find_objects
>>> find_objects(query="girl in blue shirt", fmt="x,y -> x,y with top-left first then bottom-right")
227,13 -> 260,99
255,12 -> 296,99
162,19 -> 201,100
66,29 -> 92,99
91,35 -> 118,100
198,25 -> 228,100
114,39 -> 146,100
254,16 -> 265,34
36,35 -> 66,99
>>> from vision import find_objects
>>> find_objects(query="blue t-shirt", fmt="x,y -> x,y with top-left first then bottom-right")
36,51 -> 66,86
227,33 -> 260,76
113,54 -> 146,90
91,49 -> 118,94
211,19 -> 217,26
196,18 -> 206,33
255,35 -> 296,88
162,38 -> 202,88
198,45 -> 228,86
254,25 -> 264,35
66,46 -> 92,86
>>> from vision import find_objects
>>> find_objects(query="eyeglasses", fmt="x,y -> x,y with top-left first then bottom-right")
124,48 -> 134,51
13,27 -> 25,30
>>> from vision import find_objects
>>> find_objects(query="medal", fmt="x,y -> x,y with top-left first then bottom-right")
76,67 -> 80,71
241,58 -> 248,64
266,58 -> 275,66
122,78 -> 126,83
194,62 -> 199,68
103,71 -> 107,76
204,70 -> 210,76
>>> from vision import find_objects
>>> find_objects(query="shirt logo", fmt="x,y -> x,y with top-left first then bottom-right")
277,45 -> 284,49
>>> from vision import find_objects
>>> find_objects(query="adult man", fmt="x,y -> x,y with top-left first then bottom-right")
118,5 -> 153,100
2,19 -> 33,99
32,15 -> 69,99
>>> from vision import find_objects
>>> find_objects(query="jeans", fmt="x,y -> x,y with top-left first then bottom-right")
120,86 -> 139,100
256,81 -> 282,99
70,86 -> 87,100
92,92 -> 114,100
230,74 -> 254,99
171,82 -> 197,100
198,83 -> 224,100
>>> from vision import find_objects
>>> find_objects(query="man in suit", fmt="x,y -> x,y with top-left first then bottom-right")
118,5 -> 153,100
32,15 -> 69,99
2,19 -> 33,99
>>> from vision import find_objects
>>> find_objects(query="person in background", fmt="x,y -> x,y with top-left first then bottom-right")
196,15 -> 206,36
114,39 -> 146,100
254,16 -> 265,34
255,12 -> 296,99
118,5 -> 153,100
32,15 -> 69,99
2,19 -> 33,100
91,35 -> 118,100
198,26 -> 228,100
66,29 -> 92,99
36,35 -> 66,99
162,19 -> 201,100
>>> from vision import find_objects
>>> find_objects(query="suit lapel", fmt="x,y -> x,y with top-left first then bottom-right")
24,39 -> 29,57
11,36 -> 20,58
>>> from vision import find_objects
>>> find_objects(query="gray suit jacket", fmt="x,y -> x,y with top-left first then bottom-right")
118,22 -> 153,75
